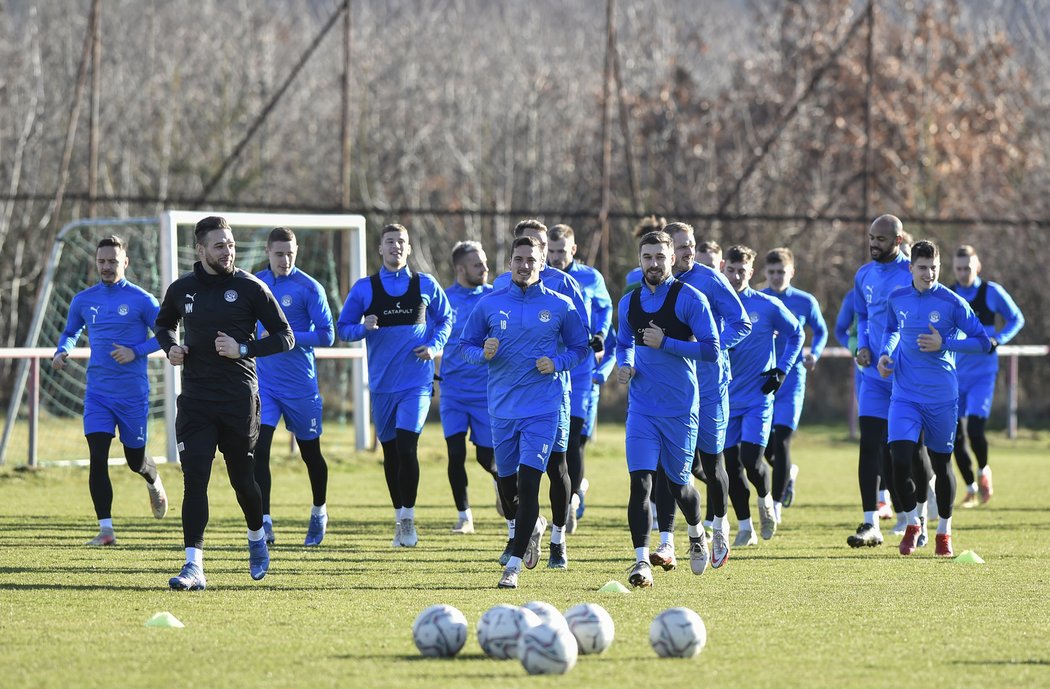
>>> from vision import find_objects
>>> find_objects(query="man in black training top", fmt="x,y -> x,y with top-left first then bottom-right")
156,216 -> 294,591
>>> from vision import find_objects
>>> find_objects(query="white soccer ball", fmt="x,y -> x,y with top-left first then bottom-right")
522,601 -> 568,631
518,622 -> 579,675
477,604 -> 541,660
649,607 -> 707,658
412,604 -> 468,658
563,603 -> 615,655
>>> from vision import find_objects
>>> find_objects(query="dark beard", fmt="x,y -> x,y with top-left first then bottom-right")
206,255 -> 234,275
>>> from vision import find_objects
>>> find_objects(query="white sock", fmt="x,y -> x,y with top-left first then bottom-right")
762,493 -> 774,511
916,501 -> 927,520
773,501 -> 783,523
878,489 -> 890,504
401,506 -> 415,521
907,508 -> 920,526
185,547 -> 203,568
393,508 -> 401,523
713,515 -> 728,533
551,525 -> 565,545
980,465 -> 991,477
937,516 -> 952,535
247,526 -> 265,542
506,556 -> 522,571
635,547 -> 648,563
459,508 -> 473,522
739,517 -> 753,533
968,482 -> 978,493
262,514 -> 273,525
686,522 -> 702,539
99,518 -> 113,530
311,504 -> 326,517
864,510 -> 877,526
659,531 -> 674,546
507,519 -> 516,539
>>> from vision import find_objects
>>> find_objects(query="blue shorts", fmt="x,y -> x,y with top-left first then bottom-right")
625,412 -> 698,485
771,367 -> 806,429
958,373 -> 996,419
858,372 -> 892,419
260,389 -> 323,440
727,398 -> 773,448
888,398 -> 958,453
697,379 -> 729,455
570,371 -> 597,419
554,393 -> 570,453
582,383 -> 600,438
83,391 -> 148,449
440,395 -> 493,447
491,412 -> 564,477
372,388 -> 431,443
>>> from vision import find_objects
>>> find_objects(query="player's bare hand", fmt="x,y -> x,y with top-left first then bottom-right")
483,337 -> 500,360
856,347 -> 872,367
51,352 -> 68,371
917,324 -> 942,353
877,354 -> 894,378
363,314 -> 379,331
641,321 -> 665,349
413,345 -> 436,361
536,356 -> 555,375
803,353 -> 817,371
617,366 -> 635,384
110,343 -> 136,364
215,331 -> 240,359
168,345 -> 188,366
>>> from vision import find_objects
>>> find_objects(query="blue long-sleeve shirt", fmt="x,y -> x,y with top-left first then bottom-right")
761,285 -> 829,372
460,281 -> 590,419
55,279 -> 161,399
950,278 -> 1025,378
854,253 -> 912,381
880,282 -> 992,404
336,266 -> 452,394
728,286 -> 803,409
564,261 -> 613,387
834,289 -> 858,353
440,282 -> 493,402
593,331 -> 617,385
676,262 -> 752,391
255,267 -> 334,399
616,277 -> 720,417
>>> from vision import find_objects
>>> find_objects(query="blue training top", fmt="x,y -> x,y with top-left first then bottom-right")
880,282 -> 992,404
854,252 -> 912,382
440,282 -> 493,402
761,284 -> 829,372
564,261 -> 613,385
950,278 -> 1024,378
337,266 -> 452,394
255,266 -> 334,399
728,286 -> 803,409
459,281 -> 590,419
676,262 -> 752,388
56,278 -> 161,399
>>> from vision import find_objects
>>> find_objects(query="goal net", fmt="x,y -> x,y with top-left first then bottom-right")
0,210 -> 369,467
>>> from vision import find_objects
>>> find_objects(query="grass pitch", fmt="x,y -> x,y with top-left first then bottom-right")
1,424 -> 1049,688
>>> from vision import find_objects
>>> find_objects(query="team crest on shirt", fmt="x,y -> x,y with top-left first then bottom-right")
281,294 -> 293,307
749,311 -> 760,323
118,304 -> 129,316
929,311 -> 941,323
224,290 -> 238,302
538,310 -> 552,323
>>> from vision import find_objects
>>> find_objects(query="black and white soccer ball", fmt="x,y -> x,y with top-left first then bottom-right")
412,604 -> 468,658
563,602 -> 615,655
477,604 -> 541,660
522,601 -> 568,631
518,622 -> 579,675
649,607 -> 707,658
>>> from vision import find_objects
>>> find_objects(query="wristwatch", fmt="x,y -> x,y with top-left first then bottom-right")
238,343 -> 249,359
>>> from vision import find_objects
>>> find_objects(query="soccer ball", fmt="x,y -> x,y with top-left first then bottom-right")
522,601 -> 568,631
518,622 -> 579,675
563,603 -> 615,655
649,607 -> 707,658
412,604 -> 468,658
477,604 -> 541,660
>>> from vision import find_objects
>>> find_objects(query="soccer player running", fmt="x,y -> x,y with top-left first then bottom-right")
337,224 -> 453,548
491,220 -> 590,569
546,224 -> 613,534
877,240 -> 992,557
721,245 -> 803,547
53,236 -> 167,547
437,240 -> 496,535
617,230 -> 721,588
649,222 -> 751,573
253,227 -> 335,547
460,234 -> 590,589
157,216 -> 294,590
760,248 -> 828,520
949,245 -> 1024,507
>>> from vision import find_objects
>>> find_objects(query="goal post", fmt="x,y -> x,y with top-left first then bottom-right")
0,210 -> 371,467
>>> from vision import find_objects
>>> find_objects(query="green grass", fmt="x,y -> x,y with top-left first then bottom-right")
2,424 -> 1049,688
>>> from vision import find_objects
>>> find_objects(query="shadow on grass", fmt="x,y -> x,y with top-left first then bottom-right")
952,659 -> 1050,667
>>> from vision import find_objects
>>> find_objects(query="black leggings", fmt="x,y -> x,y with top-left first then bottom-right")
858,416 -> 888,512
253,425 -> 329,512
446,432 -> 496,511
86,432 -> 156,520
566,416 -> 586,495
653,449 -> 728,532
890,440 -> 951,518
499,465 -> 543,559
767,425 -> 794,502
726,442 -> 769,521
380,429 -> 421,510
629,470 -> 701,549
953,416 -> 989,486
546,450 -> 570,528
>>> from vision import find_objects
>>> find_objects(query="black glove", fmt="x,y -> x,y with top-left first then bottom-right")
760,368 -> 786,395
589,335 -> 605,354
988,337 -> 999,354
